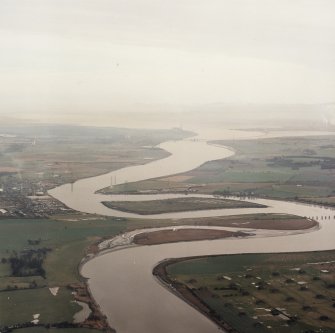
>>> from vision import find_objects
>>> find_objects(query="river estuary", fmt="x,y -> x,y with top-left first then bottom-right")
49,129 -> 335,333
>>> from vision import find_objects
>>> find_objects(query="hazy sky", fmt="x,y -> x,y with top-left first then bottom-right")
0,0 -> 335,115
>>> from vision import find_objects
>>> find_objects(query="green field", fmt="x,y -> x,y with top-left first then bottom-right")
164,251 -> 335,333
0,217 -> 126,286
115,136 -> 335,202
0,216 -> 126,331
102,197 -> 266,215
0,287 -> 80,326
0,212 -> 316,331
193,136 -> 335,200
1,128 -> 334,332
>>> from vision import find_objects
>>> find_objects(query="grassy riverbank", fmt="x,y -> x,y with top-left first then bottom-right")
103,136 -> 335,204
0,212 -> 316,332
0,216 -> 126,332
199,136 -> 335,201
1,126 -> 331,332
157,251 -> 335,333
102,197 -> 266,215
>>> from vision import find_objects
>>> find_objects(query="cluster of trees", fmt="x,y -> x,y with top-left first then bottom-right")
8,248 -> 51,278
267,156 -> 335,170
27,239 -> 41,245
5,280 -> 38,291
267,156 -> 320,169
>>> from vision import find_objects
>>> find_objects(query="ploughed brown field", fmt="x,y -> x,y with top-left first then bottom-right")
133,229 -> 249,245
133,214 -> 317,245
194,215 -> 317,230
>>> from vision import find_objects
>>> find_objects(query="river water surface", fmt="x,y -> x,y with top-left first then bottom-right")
49,129 -> 335,333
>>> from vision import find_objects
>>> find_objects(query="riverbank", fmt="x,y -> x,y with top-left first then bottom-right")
49,128 -> 335,333
153,258 -> 238,333
0,216 -> 127,332
68,282 -> 114,332
100,135 -> 335,208
157,251 -> 335,332
76,213 -> 318,332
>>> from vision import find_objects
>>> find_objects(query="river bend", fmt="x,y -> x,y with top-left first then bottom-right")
48,129 -> 335,333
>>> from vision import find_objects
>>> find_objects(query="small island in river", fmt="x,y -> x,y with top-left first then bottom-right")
102,197 -> 267,215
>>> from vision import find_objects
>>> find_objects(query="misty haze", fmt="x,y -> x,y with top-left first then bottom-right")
0,1 -> 334,333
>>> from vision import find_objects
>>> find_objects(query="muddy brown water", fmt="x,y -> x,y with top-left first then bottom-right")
49,129 -> 335,333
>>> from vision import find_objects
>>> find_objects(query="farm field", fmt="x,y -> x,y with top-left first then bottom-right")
0,212 -> 316,332
1,128 -> 333,333
190,136 -> 335,200
160,251 -> 335,333
106,136 -> 335,203
0,216 -> 126,332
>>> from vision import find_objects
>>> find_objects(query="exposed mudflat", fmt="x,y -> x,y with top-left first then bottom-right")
133,228 -> 249,245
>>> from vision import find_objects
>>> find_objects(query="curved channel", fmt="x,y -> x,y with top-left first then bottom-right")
81,199 -> 334,333
48,139 -> 235,216
48,129 -> 335,333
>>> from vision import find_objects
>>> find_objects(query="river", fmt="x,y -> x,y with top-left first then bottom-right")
49,128 -> 335,333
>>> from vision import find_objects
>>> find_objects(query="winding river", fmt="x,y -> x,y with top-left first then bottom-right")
49,128 -> 335,333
